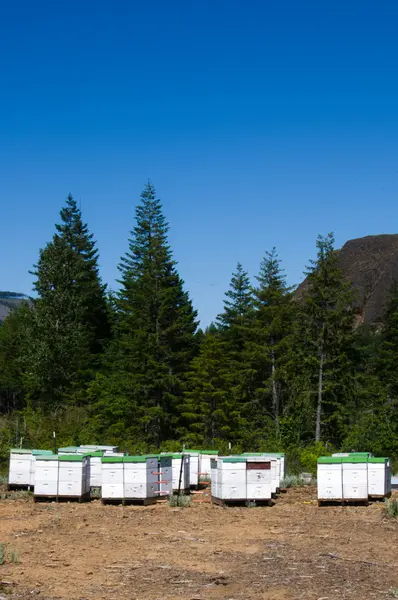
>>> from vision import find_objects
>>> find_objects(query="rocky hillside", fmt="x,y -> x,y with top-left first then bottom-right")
299,234 -> 398,327
0,292 -> 30,324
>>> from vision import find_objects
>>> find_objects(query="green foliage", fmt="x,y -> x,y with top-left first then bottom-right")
168,494 -> 192,507
299,441 -> 332,475
23,194 -> 110,408
0,543 -> 19,565
384,498 -> 398,519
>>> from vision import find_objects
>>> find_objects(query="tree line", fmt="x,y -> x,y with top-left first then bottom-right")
0,183 -> 397,467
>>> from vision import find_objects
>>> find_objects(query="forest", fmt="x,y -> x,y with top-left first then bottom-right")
0,182 -> 397,472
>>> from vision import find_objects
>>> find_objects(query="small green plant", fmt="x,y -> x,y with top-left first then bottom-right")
280,474 -> 301,488
0,543 -> 18,565
168,494 -> 192,508
390,587 -> 398,598
384,498 -> 398,519
245,500 -> 257,508
199,474 -> 210,484
0,543 -> 6,565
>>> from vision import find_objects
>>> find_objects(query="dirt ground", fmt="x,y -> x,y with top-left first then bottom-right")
0,486 -> 397,600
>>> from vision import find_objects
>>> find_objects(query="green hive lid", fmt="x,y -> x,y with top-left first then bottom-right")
32,450 -> 53,455
318,456 -> 342,464
84,451 -> 103,457
368,457 -> 389,463
184,449 -> 200,454
58,454 -> 84,462
36,454 -> 59,461
199,450 -> 219,455
58,447 -> 79,453
123,456 -> 148,463
342,455 -> 368,463
349,452 -> 371,457
222,456 -> 247,463
10,448 -> 33,454
101,456 -> 124,463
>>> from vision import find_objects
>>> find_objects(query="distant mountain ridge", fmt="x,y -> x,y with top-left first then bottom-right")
0,292 -> 30,324
298,234 -> 398,326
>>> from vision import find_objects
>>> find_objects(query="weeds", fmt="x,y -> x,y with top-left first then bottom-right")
0,543 -> 6,565
280,474 -> 316,488
245,500 -> 257,508
384,498 -> 398,519
280,475 -> 302,488
0,489 -> 32,501
0,543 -> 19,565
168,494 -> 192,508
390,588 -> 398,598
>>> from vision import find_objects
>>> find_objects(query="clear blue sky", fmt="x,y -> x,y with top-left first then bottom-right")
1,0 -> 398,326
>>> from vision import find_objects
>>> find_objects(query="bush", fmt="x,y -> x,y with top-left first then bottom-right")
168,494 -> 192,508
385,498 -> 398,519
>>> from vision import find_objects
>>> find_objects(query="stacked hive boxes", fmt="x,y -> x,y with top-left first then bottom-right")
124,456 -> 158,500
197,451 -> 219,481
318,453 -> 391,503
317,456 -> 344,501
9,449 -> 34,489
101,456 -> 124,500
367,457 -> 391,498
34,455 -> 59,498
185,450 -> 201,487
157,455 -> 173,497
101,455 -> 173,502
160,453 -> 190,493
58,455 -> 90,500
342,455 -> 368,501
9,449 -> 53,489
30,450 -> 53,487
211,456 -> 273,502
243,453 -> 282,493
84,451 -> 104,488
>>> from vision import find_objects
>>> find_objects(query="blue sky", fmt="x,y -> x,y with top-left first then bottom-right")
1,0 -> 398,326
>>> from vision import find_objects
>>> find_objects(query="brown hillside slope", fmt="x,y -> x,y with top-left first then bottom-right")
298,234 -> 398,326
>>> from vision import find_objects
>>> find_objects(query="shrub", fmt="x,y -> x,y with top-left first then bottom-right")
168,494 -> 192,508
384,498 -> 398,519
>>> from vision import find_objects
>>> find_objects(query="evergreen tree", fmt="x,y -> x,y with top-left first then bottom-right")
217,263 -> 253,330
101,182 -> 199,446
300,233 -> 356,442
181,332 -> 239,446
243,248 -> 295,439
24,195 -> 109,407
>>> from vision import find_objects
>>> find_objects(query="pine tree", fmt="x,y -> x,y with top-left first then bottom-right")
217,263 -> 253,329
243,248 -> 295,440
181,332 -> 240,446
105,182 -> 199,446
301,233 -> 356,443
24,195 -> 109,407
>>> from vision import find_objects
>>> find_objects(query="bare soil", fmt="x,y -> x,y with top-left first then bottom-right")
0,486 -> 397,600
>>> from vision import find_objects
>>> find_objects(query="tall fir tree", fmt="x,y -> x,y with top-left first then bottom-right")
243,248 -> 295,441
100,182 -> 199,447
24,195 -> 110,407
300,233 -> 356,443
181,331 -> 239,446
